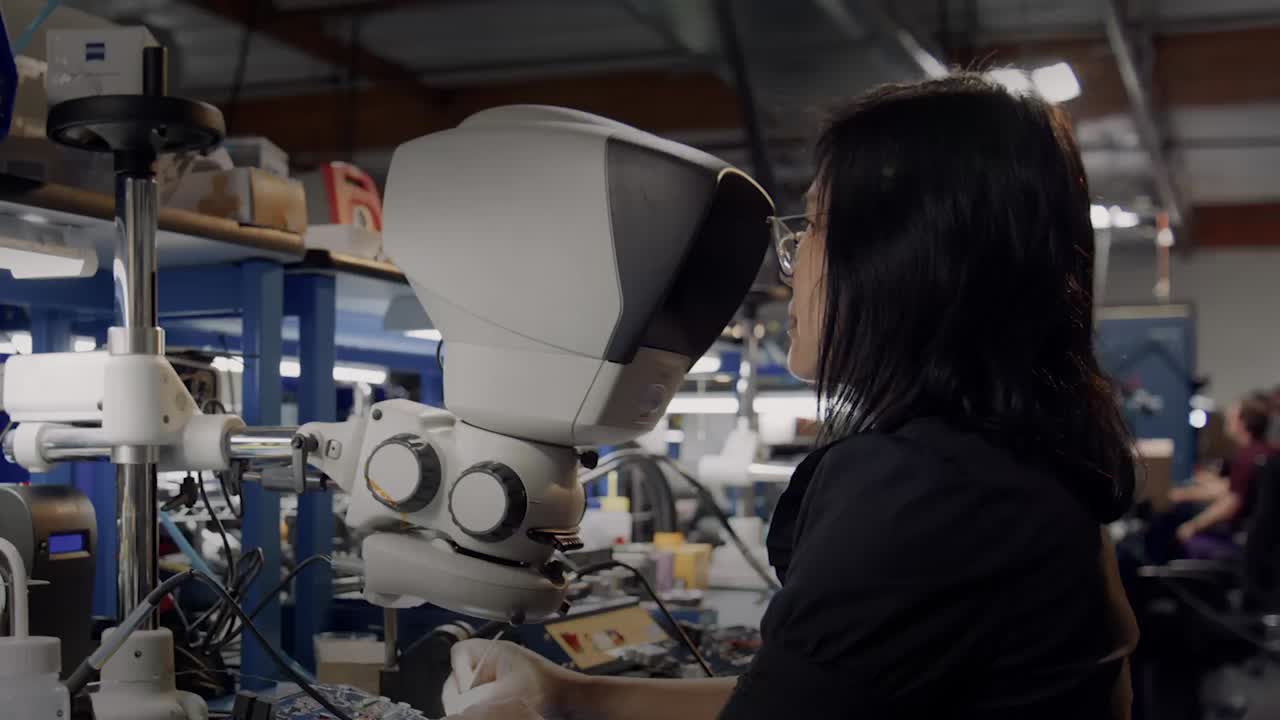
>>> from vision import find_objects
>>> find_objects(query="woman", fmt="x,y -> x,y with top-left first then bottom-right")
443,74 -> 1140,719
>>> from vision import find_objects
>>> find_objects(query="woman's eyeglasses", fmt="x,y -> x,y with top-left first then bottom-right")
769,215 -> 810,280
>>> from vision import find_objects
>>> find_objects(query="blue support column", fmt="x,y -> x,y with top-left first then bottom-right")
239,261 -> 284,688
290,274 -> 336,672
420,362 -> 444,408
29,309 -> 75,485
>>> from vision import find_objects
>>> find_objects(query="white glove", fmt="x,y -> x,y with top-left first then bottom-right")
441,640 -> 579,717
445,698 -> 545,720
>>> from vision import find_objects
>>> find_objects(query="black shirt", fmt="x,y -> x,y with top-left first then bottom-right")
719,418 -> 1121,719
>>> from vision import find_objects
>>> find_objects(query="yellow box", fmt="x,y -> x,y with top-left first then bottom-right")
653,532 -> 684,550
673,543 -> 712,590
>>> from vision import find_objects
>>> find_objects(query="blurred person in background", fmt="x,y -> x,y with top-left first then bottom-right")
1171,394 -> 1276,560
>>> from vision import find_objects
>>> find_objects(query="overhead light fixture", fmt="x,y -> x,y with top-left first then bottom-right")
1110,206 -> 1140,229
0,215 -> 99,279
332,364 -> 389,385
212,356 -> 387,385
1030,62 -> 1081,103
664,394 -> 739,415
986,62 -> 1081,103
404,329 -> 442,341
664,391 -> 820,419
1090,204 -> 1112,229
689,355 -> 722,375
987,68 -> 1033,95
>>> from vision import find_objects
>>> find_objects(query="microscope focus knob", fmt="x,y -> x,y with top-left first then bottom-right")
449,462 -> 528,542
364,434 -> 442,513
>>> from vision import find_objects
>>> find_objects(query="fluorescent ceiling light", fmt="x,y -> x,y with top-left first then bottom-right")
404,329 -> 442,341
1110,206 -> 1140,229
1090,204 -> 1112,229
689,355 -> 721,375
747,463 -> 798,479
988,63 -> 1081,104
211,356 -> 243,373
987,68 -> 1032,94
664,391 -> 820,419
332,365 -> 388,385
212,356 -> 387,385
665,395 -> 739,415
1030,62 -> 1081,103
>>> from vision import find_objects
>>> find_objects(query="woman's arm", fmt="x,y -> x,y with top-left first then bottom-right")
564,676 -> 737,720
1169,478 -> 1227,504
443,638 -> 736,720
1178,491 -> 1243,541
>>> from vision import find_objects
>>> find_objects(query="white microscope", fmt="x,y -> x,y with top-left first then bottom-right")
0,104 -> 773,718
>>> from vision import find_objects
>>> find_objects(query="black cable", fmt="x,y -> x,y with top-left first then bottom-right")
185,571 -> 356,720
198,471 -> 236,583
69,571 -> 355,719
186,548 -> 263,652
574,560 -> 715,678
211,554 -> 332,651
655,455 -> 783,593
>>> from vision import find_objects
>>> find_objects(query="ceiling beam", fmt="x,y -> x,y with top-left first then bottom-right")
1102,0 -> 1189,231
191,0 -> 444,102
814,0 -> 948,78
222,68 -> 742,155
965,25 -> 1280,120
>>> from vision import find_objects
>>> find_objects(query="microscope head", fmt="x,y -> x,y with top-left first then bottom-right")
383,106 -> 773,448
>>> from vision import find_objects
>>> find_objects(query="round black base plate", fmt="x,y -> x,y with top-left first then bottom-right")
47,95 -> 225,166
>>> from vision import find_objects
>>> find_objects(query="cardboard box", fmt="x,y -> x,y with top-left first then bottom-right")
11,56 -> 49,140
314,634 -> 384,695
46,27 -> 159,104
305,224 -> 383,260
223,136 -> 291,178
166,167 -> 308,234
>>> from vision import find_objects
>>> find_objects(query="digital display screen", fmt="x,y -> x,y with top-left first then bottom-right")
47,532 -> 86,555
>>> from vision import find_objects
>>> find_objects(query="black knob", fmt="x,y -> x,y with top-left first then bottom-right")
579,450 -> 599,470
448,461 -> 528,542
364,434 -> 442,514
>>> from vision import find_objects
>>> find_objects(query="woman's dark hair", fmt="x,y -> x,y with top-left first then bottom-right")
812,74 -> 1135,522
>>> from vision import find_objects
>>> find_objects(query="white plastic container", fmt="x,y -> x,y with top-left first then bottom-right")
0,636 -> 69,719
580,507 -> 634,550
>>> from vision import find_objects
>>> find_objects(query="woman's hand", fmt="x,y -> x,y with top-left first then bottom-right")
1176,521 -> 1198,543
445,698 -> 545,720
442,640 -> 581,717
